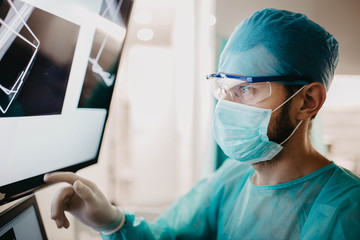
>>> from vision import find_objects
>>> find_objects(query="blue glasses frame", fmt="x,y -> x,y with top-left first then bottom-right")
207,73 -> 311,85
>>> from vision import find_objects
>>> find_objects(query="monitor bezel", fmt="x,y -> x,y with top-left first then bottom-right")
0,158 -> 98,205
0,194 -> 48,239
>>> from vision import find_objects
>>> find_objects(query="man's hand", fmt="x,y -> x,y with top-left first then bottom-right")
43,172 -> 122,230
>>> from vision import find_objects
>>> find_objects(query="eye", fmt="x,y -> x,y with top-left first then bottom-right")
240,85 -> 253,95
232,84 -> 253,100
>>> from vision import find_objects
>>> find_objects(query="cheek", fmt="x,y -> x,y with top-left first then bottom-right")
267,111 -> 280,134
270,108 -> 282,121
268,107 -> 284,131
252,92 -> 288,111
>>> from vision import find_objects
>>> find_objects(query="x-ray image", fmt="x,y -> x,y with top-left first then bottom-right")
0,0 -> 39,115
100,0 -> 132,27
78,0 -> 131,109
0,0 -> 79,117
78,28 -> 123,109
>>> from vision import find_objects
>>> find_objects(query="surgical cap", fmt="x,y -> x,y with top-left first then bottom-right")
218,8 -> 339,91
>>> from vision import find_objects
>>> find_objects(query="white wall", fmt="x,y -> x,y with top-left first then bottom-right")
321,75 -> 360,175
108,0 -> 216,210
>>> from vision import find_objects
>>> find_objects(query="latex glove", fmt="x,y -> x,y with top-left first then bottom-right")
43,172 -> 124,232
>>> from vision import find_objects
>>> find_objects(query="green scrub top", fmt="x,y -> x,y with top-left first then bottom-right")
102,159 -> 360,240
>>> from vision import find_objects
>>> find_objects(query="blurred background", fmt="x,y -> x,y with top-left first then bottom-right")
35,0 -> 360,239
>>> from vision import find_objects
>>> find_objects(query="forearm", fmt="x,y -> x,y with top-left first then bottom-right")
101,211 -> 175,240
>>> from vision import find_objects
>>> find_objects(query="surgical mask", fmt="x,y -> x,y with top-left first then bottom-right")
213,86 -> 305,164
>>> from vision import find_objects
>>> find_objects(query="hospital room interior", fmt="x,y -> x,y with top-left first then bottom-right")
0,0 -> 359,239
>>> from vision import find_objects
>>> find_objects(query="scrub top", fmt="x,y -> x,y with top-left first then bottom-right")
102,159 -> 360,240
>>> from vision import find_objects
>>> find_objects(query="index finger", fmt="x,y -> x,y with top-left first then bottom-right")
44,172 -> 94,187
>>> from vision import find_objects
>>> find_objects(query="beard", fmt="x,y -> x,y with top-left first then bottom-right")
267,100 -> 295,145
252,101 -> 296,168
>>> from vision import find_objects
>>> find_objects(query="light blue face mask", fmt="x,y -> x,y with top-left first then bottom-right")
213,86 -> 305,164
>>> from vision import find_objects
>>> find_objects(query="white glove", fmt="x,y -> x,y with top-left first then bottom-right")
43,172 -> 124,233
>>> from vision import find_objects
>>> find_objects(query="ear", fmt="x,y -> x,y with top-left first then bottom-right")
296,82 -> 326,120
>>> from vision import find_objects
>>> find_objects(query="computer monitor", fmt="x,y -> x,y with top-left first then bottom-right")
0,195 -> 47,240
0,0 -> 133,204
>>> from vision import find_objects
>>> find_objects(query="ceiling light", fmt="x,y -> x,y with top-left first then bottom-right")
137,28 -> 154,41
209,14 -> 216,26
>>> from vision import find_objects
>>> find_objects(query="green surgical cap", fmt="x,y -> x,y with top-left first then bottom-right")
218,8 -> 339,91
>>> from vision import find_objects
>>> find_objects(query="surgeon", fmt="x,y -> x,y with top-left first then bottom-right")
44,8 -> 360,239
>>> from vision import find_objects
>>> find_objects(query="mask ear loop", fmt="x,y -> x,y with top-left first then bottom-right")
273,85 -> 307,113
280,120 -> 303,146
272,84 -> 307,146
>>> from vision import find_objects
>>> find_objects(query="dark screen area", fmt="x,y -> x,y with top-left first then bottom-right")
0,5 -> 79,117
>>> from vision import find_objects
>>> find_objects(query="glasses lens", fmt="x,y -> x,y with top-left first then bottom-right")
207,76 -> 271,104
230,82 -> 271,104
208,76 -> 237,101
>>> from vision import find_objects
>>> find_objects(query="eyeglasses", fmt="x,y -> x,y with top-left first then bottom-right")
206,73 -> 310,104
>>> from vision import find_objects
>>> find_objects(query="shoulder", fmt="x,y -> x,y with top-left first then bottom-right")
334,164 -> 360,183
300,165 -> 360,238
328,164 -> 360,194
316,164 -> 360,206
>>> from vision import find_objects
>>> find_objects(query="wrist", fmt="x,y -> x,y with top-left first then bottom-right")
95,208 -> 125,235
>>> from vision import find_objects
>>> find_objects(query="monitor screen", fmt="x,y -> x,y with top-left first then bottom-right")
0,195 -> 47,240
0,0 -> 133,203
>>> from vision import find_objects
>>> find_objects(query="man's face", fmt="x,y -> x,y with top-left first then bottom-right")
221,81 -> 298,144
